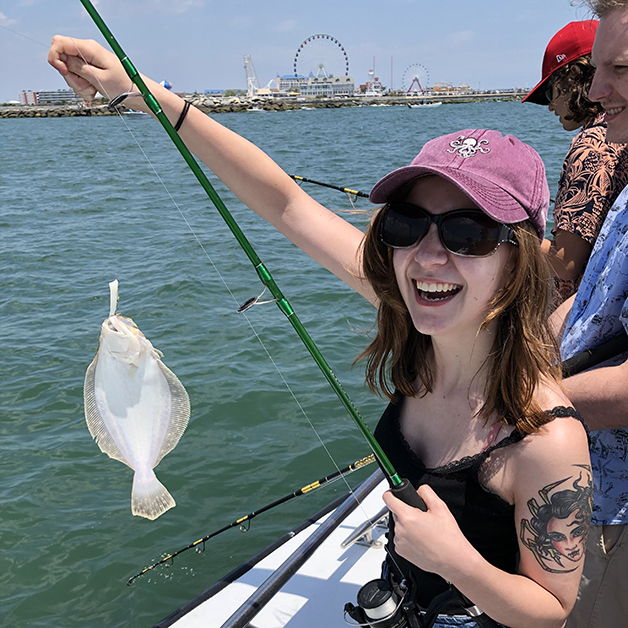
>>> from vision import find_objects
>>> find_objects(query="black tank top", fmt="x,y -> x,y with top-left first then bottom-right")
374,397 -> 583,609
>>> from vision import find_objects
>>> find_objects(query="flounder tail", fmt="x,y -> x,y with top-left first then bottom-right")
131,469 -> 175,520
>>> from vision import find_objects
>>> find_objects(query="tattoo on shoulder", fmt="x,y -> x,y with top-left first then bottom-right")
520,464 -> 593,573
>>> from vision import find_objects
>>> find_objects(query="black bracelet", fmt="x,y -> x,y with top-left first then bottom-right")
174,100 -> 191,132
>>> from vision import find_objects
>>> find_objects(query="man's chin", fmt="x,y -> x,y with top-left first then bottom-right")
606,124 -> 628,144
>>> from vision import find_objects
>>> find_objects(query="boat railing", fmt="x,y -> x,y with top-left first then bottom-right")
219,469 -> 384,628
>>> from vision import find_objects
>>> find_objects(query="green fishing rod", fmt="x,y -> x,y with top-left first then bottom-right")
127,454 -> 376,585
290,175 -> 370,198
79,0 -> 425,512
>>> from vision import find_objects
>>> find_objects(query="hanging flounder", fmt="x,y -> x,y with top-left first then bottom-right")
84,280 -> 190,520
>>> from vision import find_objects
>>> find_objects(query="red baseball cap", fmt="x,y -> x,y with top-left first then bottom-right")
523,20 -> 599,105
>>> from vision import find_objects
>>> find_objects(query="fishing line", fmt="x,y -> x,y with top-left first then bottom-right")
0,23 -> 50,48
72,5 -> 424,599
69,37 -> 374,516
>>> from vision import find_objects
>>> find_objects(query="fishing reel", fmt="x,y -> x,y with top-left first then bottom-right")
344,578 -> 408,628
344,577 -> 501,628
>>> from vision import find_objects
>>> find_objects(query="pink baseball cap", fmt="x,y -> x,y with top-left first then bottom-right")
523,20 -> 598,105
369,129 -> 549,240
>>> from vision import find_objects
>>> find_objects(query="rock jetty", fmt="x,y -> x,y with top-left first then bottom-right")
0,97 -> 330,118
0,92 -> 527,119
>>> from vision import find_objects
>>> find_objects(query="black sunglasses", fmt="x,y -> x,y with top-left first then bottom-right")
545,76 -> 558,103
380,202 -> 518,257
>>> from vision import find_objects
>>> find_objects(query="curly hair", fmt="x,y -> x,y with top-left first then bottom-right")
580,0 -> 628,17
551,55 -> 604,125
358,183 -> 561,435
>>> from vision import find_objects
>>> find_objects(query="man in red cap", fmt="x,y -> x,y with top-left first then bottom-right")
524,21 -> 628,310
551,2 -> 628,627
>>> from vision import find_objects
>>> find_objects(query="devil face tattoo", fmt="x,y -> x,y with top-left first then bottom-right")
520,465 -> 593,573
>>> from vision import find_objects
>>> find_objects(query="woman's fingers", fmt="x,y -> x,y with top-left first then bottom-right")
383,484 -> 440,520
48,36 -> 129,102
416,484 -> 441,509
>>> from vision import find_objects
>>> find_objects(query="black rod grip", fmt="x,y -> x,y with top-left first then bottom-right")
391,478 -> 427,511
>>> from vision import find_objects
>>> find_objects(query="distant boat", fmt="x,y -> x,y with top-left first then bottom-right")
407,101 -> 443,108
246,106 -> 265,112
124,110 -> 150,118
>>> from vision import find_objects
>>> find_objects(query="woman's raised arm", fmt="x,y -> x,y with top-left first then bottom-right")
48,36 -> 377,304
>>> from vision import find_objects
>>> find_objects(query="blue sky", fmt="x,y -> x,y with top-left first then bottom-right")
0,0 -> 592,103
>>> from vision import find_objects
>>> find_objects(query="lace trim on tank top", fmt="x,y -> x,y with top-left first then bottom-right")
393,405 -> 586,478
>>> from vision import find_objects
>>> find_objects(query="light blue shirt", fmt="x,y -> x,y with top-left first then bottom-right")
561,185 -> 628,525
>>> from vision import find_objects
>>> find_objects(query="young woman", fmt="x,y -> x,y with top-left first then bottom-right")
48,36 -> 592,628
524,20 -> 628,307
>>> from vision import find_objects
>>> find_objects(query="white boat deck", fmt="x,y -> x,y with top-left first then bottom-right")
171,477 -> 388,627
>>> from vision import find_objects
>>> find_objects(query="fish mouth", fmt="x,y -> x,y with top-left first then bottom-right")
415,279 -> 462,302
105,315 -> 139,334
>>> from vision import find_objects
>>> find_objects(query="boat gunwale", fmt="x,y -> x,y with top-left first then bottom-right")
152,468 -> 383,627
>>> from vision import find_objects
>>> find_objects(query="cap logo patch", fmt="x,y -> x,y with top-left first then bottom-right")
556,53 -> 567,63
447,136 -> 490,158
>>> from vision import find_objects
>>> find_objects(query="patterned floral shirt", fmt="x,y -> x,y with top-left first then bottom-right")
561,184 -> 628,525
551,116 -> 628,305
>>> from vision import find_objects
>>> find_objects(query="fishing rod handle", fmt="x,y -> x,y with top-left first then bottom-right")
391,478 -> 427,511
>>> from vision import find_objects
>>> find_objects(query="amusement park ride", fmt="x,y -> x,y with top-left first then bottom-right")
402,63 -> 431,94
243,55 -> 260,97
244,33 -> 433,96
293,34 -> 350,79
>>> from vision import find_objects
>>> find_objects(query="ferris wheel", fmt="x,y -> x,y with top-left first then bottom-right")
294,34 -> 349,78
402,64 -> 430,93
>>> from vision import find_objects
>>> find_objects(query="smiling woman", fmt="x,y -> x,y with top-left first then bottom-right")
46,27 -> 593,628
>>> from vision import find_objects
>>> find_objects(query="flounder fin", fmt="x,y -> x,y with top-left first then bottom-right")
84,354 -> 131,468
153,360 -> 191,467
131,469 -> 175,520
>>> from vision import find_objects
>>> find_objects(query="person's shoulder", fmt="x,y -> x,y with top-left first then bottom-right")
575,116 -> 605,139
520,382 -> 588,461
570,121 -> 615,155
563,124 -> 609,165
510,417 -> 588,492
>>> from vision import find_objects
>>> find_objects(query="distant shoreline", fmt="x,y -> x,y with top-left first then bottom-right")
0,92 -> 526,118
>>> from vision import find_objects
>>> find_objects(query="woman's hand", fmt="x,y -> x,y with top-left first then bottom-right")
382,484 -> 476,580
47,36 -> 140,107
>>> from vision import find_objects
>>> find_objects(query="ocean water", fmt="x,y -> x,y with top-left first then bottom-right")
1,102 -> 571,627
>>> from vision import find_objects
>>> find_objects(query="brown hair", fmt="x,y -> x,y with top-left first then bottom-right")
551,55 -> 603,125
358,194 -> 561,435
581,0 -> 628,17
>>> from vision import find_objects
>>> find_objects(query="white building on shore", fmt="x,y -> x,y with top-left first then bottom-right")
276,74 -> 309,93
299,75 -> 355,97
19,89 -> 82,105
